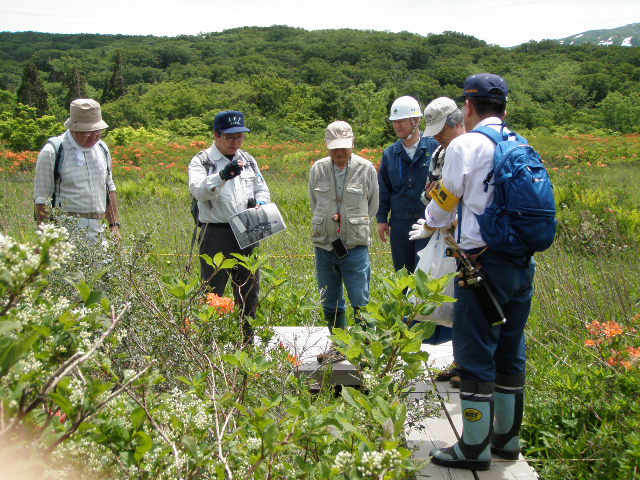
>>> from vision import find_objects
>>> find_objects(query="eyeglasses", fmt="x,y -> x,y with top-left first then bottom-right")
76,130 -> 103,136
220,133 -> 245,142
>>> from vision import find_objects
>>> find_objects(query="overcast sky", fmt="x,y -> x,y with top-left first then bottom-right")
1,0 -> 638,47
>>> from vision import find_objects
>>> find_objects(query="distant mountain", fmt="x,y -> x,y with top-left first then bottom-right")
558,22 -> 639,47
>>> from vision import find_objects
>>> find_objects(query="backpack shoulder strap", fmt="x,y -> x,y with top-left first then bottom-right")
238,149 -> 260,176
196,150 -> 216,174
97,140 -> 112,175
47,137 -> 64,207
471,124 -> 505,145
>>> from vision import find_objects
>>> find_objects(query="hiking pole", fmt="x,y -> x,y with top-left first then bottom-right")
443,232 -> 506,327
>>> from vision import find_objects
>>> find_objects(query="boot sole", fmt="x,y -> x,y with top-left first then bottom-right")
491,446 -> 520,460
431,455 -> 490,471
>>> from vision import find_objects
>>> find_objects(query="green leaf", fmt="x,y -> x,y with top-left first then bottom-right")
134,431 -> 153,461
0,331 -> 42,377
341,386 -> 371,412
76,281 -> 91,302
49,391 -> 75,416
131,407 -> 146,430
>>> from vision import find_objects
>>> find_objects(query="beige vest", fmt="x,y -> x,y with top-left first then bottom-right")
309,154 -> 377,250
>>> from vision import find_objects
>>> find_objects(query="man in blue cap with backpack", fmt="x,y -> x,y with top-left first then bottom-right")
189,110 -> 270,345
412,73 -> 555,470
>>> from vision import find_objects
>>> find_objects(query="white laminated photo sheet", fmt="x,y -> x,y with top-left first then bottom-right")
228,203 -> 287,249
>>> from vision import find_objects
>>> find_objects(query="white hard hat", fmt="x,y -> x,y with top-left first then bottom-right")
389,96 -> 422,120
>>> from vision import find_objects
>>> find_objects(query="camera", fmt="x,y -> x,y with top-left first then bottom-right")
332,238 -> 348,258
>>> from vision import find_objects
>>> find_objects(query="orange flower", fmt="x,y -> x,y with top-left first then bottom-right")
206,293 -> 235,314
627,347 -> 640,358
586,321 -> 602,336
287,353 -> 301,367
181,317 -> 191,334
602,321 -> 623,338
584,339 -> 597,347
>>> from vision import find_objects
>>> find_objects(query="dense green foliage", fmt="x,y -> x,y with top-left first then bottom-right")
1,27 -> 639,147
1,131 -> 639,478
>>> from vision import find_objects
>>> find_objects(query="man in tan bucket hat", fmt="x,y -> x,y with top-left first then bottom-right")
309,121 -> 378,359
34,98 -> 121,243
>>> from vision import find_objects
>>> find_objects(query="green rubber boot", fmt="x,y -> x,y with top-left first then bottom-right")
430,379 -> 493,471
324,308 -> 347,333
491,373 -> 525,460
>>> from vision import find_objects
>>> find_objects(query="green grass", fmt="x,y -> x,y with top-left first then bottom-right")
2,136 -> 640,479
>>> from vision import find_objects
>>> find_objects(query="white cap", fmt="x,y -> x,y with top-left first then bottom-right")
422,97 -> 457,137
325,121 -> 354,149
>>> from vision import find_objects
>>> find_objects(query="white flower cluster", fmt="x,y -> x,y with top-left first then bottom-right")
0,225 -> 74,292
35,223 -> 75,269
360,368 -> 382,391
332,450 -> 354,470
68,377 -> 85,404
246,436 -> 261,451
357,449 -> 402,477
0,237 -> 42,289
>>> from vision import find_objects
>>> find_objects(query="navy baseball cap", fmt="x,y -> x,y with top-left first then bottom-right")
459,73 -> 508,103
214,110 -> 251,133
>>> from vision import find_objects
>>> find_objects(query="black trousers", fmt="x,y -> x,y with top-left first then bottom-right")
198,223 -> 259,318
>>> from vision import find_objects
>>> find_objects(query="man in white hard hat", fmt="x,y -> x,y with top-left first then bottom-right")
34,98 -> 121,243
376,96 -> 439,274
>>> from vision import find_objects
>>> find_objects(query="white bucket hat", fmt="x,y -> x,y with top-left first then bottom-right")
64,99 -> 108,132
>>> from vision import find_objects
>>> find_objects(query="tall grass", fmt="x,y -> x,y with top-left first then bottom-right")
2,135 -> 639,478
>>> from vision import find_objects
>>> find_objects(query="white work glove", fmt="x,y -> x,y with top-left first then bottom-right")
408,219 -> 436,241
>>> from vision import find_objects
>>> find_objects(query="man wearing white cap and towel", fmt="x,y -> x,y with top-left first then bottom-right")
34,98 -> 121,243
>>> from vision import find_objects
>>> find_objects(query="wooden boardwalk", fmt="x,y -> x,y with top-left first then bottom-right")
270,326 -> 538,479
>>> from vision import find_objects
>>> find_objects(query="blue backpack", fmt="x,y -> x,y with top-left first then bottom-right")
472,124 -> 557,257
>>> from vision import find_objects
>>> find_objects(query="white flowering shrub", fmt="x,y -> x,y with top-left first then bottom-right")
0,228 -> 442,479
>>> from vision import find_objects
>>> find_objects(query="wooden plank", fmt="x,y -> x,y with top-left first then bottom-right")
270,326 -> 362,386
270,327 -> 538,479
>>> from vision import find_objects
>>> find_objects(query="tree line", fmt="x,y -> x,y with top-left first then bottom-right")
1,26 -> 639,149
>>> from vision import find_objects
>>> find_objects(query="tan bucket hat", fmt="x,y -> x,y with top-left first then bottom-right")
64,99 -> 108,131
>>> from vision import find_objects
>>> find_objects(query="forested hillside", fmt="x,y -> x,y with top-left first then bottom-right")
558,22 -> 640,47
1,26 -> 639,148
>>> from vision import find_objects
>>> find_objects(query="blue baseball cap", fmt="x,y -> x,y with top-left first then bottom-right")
460,73 -> 508,103
214,110 -> 251,133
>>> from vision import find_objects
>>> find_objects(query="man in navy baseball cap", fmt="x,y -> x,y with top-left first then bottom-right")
459,73 -> 508,103
213,110 -> 251,134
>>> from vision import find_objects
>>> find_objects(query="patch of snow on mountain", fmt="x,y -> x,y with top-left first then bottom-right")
621,36 -> 633,47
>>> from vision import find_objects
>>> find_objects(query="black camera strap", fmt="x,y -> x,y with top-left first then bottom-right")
332,162 -> 348,235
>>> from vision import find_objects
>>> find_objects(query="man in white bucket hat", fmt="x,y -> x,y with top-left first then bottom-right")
34,98 -> 121,243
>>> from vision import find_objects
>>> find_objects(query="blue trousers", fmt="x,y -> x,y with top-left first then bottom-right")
390,217 -> 428,273
453,249 -> 535,382
314,245 -> 371,313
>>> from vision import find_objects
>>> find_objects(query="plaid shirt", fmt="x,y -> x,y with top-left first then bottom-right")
34,131 -> 116,214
